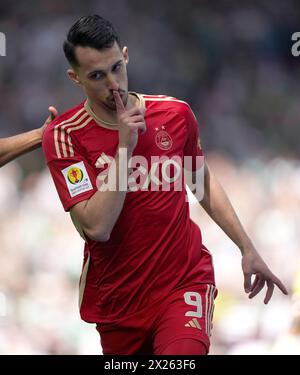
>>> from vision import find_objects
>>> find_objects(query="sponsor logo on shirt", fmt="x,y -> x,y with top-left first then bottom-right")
62,161 -> 93,198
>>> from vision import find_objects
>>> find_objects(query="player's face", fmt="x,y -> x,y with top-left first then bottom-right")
68,42 -> 129,111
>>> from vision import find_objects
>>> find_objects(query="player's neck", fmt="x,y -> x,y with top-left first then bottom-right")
86,93 -> 139,126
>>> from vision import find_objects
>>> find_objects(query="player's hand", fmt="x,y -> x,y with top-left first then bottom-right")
114,91 -> 146,152
242,247 -> 288,304
39,106 -> 58,138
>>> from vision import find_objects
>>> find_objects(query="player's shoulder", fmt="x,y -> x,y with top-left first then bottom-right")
42,101 -> 88,145
42,101 -> 87,159
44,101 -> 86,136
140,93 -> 192,116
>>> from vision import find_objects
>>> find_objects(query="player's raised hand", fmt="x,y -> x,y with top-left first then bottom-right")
114,90 -> 146,152
114,90 -> 126,115
39,106 -> 58,137
242,247 -> 288,304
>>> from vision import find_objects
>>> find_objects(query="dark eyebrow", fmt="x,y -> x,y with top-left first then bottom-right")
114,59 -> 123,65
112,59 -> 123,69
87,59 -> 123,77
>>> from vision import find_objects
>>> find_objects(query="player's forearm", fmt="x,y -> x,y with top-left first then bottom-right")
0,129 -> 42,167
200,163 -> 254,255
78,147 -> 132,242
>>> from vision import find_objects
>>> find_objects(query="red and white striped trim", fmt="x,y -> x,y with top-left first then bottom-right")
54,108 -> 92,158
79,252 -> 90,309
142,94 -> 188,105
205,284 -> 217,337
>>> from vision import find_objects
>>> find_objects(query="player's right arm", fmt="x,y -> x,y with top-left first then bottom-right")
70,147 -> 133,242
70,91 -> 145,242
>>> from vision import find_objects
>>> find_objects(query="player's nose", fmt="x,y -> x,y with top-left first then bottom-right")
106,74 -> 119,91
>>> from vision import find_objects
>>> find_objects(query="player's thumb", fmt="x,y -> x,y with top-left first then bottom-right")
49,106 -> 58,120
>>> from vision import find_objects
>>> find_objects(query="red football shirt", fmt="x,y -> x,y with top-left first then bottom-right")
42,93 -> 215,324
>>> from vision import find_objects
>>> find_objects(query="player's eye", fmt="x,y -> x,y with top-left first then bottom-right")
112,62 -> 122,72
89,72 -> 104,81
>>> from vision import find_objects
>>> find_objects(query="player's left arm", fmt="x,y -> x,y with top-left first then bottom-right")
0,106 -> 57,167
194,162 -> 288,303
182,101 -> 288,304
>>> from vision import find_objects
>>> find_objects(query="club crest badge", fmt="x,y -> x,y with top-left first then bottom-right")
155,125 -> 173,151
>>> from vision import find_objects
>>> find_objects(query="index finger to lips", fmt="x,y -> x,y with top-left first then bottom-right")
113,91 -> 126,115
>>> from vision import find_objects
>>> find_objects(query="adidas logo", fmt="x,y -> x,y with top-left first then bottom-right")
185,318 -> 201,330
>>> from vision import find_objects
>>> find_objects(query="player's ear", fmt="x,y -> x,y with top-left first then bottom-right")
67,68 -> 81,85
122,46 -> 129,65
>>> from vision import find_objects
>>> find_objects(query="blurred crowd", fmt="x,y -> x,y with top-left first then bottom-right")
0,153 -> 299,354
0,0 -> 300,163
190,153 -> 300,355
0,161 -> 101,354
0,0 -> 299,354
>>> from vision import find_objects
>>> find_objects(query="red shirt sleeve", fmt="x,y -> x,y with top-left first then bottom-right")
47,157 -> 98,212
183,104 -> 204,172
43,124 -> 98,212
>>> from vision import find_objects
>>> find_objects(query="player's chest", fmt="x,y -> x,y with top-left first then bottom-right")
81,112 -> 187,173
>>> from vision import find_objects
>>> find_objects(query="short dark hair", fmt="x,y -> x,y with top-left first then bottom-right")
63,15 -> 121,67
